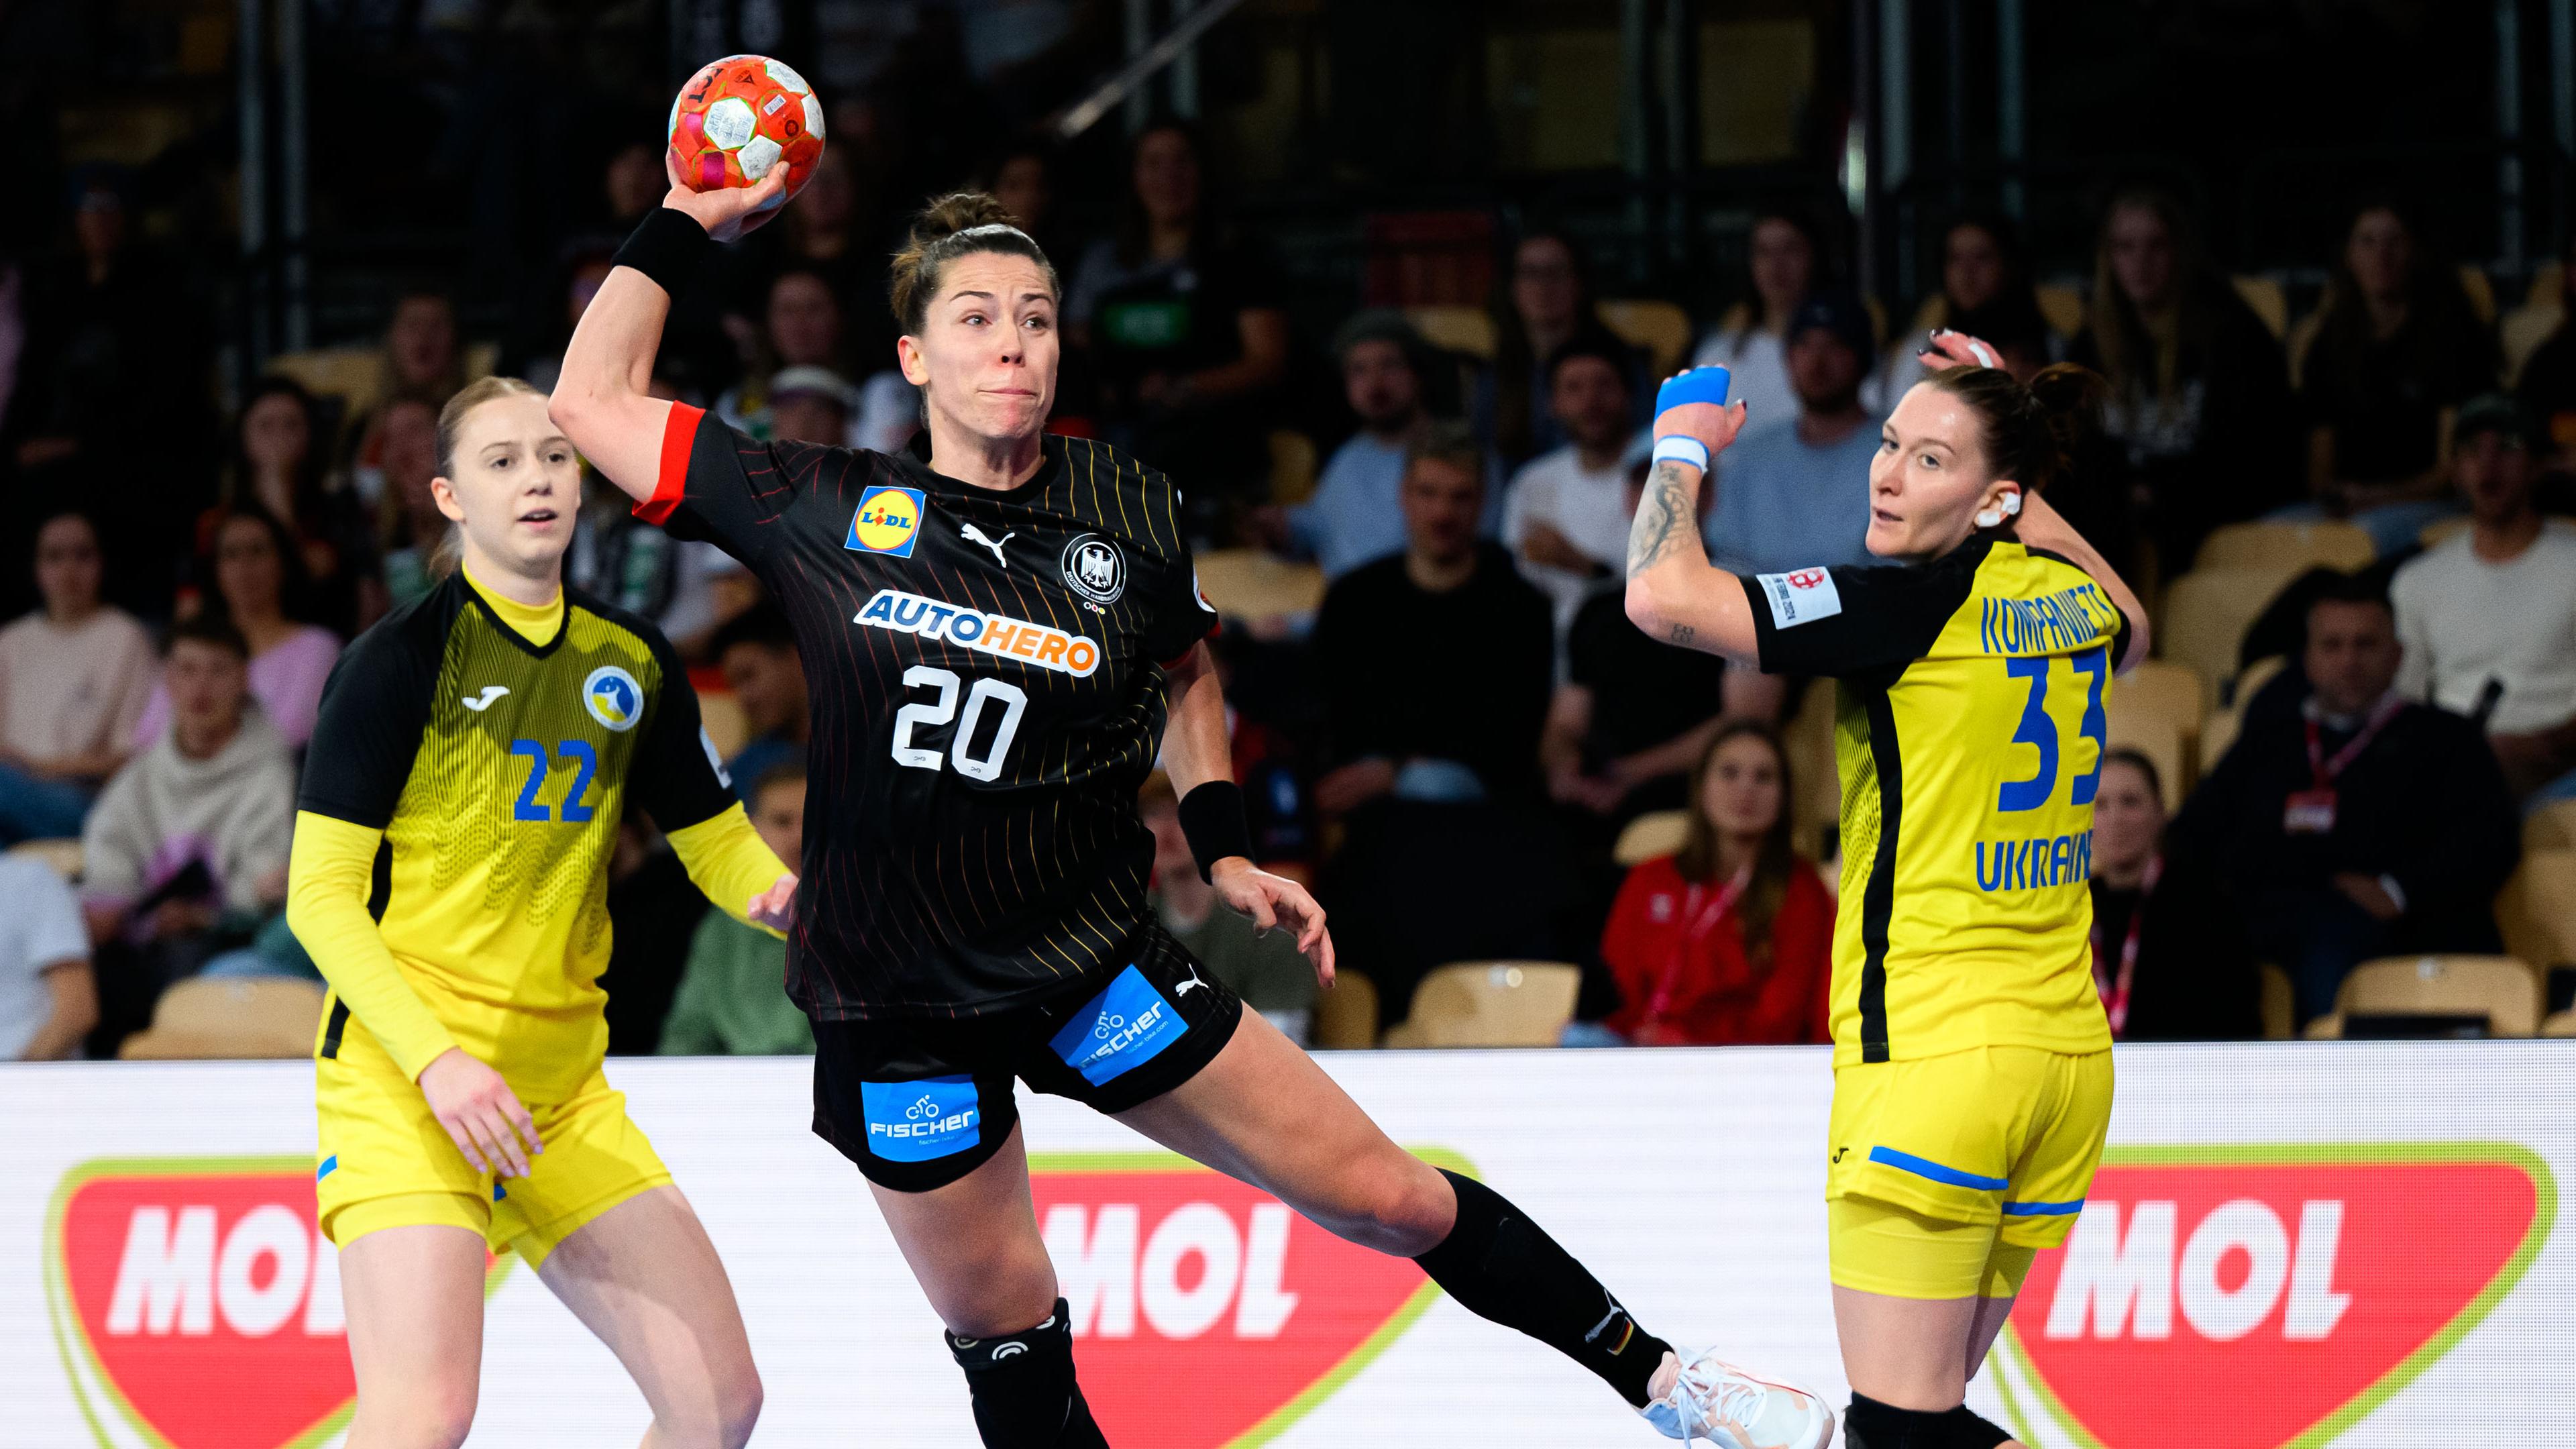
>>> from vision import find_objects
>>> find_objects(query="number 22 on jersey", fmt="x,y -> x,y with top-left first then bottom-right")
890,665 -> 1028,782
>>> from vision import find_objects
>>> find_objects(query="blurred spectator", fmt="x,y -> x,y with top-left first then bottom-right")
1140,772 -> 1316,1044
2512,229 -> 2576,470
1876,213 -> 2057,403
2068,188 -> 2299,572
985,145 -> 1067,261
767,366 -> 859,447
1692,210 -> 1823,432
1254,311 -> 1490,580
133,509 -> 341,751
1505,336 -> 1640,643
712,604 -> 809,796
724,147 -> 888,391
338,292 -> 468,469
601,141 -> 663,232
212,376 -> 382,635
659,763 -> 813,1057
1311,425 -> 1553,812
1588,724 -> 1832,1046
718,269 -> 853,440
2295,201 -> 2498,553
511,250 -> 614,394
0,512 -> 156,842
2174,577 -> 2520,1024
1703,291 -> 1881,579
2086,750 -> 2261,1040
371,396 -> 451,609
2390,395 -> 2576,801
1067,123 -> 1289,518
81,616 -> 294,1052
0,851 -> 95,1059
1481,229 -> 1642,468
600,818 -> 707,1055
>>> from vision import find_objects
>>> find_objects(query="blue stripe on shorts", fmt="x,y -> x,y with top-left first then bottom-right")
1868,1145 -> 2009,1191
2002,1198 -> 2086,1216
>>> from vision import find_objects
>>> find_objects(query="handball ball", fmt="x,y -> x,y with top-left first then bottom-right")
667,55 -> 826,209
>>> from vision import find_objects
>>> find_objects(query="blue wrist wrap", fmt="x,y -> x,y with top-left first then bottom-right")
1654,366 -> 1733,415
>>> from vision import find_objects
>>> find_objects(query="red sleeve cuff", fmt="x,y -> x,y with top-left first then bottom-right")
634,402 -> 704,527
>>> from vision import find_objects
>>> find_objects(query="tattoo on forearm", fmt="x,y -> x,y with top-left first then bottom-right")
1625,460 -> 1701,580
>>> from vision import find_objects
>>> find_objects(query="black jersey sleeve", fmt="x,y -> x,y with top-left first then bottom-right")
1134,473 -> 1220,667
298,595 -> 445,828
631,401 -> 848,568
625,623 -> 740,835
1739,551 -> 1978,682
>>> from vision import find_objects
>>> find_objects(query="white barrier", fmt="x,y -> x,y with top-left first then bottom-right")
4,1042 -> 2571,1448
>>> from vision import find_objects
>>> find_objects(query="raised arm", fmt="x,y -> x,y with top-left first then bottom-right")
551,160 -> 790,502
1623,382 -> 1764,667
2015,491 -> 2152,672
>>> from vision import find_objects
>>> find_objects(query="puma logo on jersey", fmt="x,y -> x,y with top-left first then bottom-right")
961,523 -> 1015,568
460,686 -> 511,712
1175,965 -> 1210,998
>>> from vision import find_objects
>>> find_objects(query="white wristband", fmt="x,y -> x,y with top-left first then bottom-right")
1652,436 -> 1711,473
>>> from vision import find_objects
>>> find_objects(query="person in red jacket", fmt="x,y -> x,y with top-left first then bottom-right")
1599,722 -> 1834,1045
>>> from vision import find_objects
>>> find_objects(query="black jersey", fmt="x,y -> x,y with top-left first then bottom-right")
637,405 -> 1219,1019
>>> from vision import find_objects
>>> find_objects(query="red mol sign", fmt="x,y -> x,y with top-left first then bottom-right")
2001,1145 -> 2553,1449
1028,1151 -> 1458,1449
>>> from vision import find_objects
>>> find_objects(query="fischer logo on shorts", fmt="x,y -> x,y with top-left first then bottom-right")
1756,568 -> 1842,628
44,1157 -> 508,1449
861,1076 -> 981,1162
855,588 -> 1102,678
1992,1144 -> 2553,1449
845,484 -> 927,557
1031,1149 -> 1468,1449
1049,966 -> 1184,1086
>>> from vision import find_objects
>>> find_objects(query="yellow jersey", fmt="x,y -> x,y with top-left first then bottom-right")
290,568 -> 778,1104
1743,538 -> 2133,1066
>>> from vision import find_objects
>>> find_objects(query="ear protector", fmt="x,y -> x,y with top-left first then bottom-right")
1974,491 -> 2023,529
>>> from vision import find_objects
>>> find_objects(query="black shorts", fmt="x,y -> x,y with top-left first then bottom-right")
812,922 -> 1244,1191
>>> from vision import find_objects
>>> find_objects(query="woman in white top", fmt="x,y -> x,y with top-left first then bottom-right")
1692,210 -> 1819,428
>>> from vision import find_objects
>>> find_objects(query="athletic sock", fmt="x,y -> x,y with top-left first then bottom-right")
1411,1169 -> 1672,1407
1844,1393 -> 2011,1449
944,1299 -> 1111,1448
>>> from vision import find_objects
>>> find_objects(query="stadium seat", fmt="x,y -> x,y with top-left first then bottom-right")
2459,266 -> 2496,325
2544,1008 -> 2576,1038
2418,516 -> 2474,551
2232,276 -> 2289,339
2159,568 -> 2304,694
1613,810 -> 1690,866
697,689 -> 748,760
119,976 -> 327,1060
2258,962 -> 2294,1041
1312,970 -> 1380,1050
1405,305 -> 1496,362
2033,284 -> 2085,339
2287,309 -> 2324,389
2103,710 -> 2186,812
2194,519 -> 2377,574
2332,954 -> 2540,1038
9,837 -> 83,881
2530,261 -> 2565,310
2502,302 -> 2562,388
1192,549 -> 1328,623
2198,654 -> 2286,772
2108,660 -> 2204,782
1387,961 -> 1580,1048
266,341 -> 499,417
1598,299 -> 1692,376
1269,429 -> 1318,505
2496,850 -> 2576,971
2526,800 -> 2576,853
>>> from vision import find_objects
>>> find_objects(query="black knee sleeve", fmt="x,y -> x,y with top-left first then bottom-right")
945,1300 -> 1110,1448
1844,1393 -> 2011,1449
1411,1169 -> 1672,1407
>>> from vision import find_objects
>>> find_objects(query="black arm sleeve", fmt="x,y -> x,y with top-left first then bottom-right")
626,628 -> 741,835
297,606 -> 442,828
1739,557 -> 1974,681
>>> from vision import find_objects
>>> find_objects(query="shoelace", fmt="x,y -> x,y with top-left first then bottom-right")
1674,1356 -> 1768,1444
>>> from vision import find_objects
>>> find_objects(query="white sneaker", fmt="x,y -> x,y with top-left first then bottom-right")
1640,1347 -> 1835,1449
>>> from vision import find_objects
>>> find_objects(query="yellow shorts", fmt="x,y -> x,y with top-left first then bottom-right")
315,1022 -> 669,1267
1825,1045 -> 2112,1300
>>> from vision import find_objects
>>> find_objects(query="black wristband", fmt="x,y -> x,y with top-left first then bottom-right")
1177,780 -> 1256,883
611,207 -> 714,296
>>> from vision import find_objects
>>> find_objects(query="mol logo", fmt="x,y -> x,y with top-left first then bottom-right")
46,1159 -> 508,1449
1994,1144 -> 2553,1449
1029,1150 -> 1462,1449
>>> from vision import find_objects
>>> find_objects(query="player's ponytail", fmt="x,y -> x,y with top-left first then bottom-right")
888,192 -> 1059,335
1922,361 -> 2104,498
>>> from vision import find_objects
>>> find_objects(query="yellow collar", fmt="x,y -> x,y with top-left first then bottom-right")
462,562 -> 565,647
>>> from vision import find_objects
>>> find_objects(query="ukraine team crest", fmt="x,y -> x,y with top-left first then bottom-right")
846,485 -> 927,557
584,665 -> 644,733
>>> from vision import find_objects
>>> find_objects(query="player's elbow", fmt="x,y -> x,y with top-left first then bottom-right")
546,387 -> 602,443
1624,575 -> 1674,637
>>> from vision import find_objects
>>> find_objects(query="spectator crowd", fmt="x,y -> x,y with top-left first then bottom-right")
2,119 -> 2571,1062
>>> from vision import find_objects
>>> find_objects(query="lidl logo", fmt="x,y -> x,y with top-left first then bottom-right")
583,665 -> 644,733
1993,1144 -> 2553,1449
46,1158 -> 509,1449
845,485 -> 927,557
1029,1150 -> 1462,1448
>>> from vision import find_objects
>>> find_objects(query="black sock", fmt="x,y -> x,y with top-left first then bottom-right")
945,1299 -> 1111,1448
1844,1393 -> 2010,1449
1411,1169 -> 1672,1407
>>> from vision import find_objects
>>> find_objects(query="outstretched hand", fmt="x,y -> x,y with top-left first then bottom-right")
1211,858 -> 1336,988
661,151 -> 792,244
748,873 -> 798,933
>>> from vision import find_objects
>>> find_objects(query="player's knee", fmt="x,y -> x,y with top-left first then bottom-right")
1313,1155 -> 1452,1256
930,1252 -> 1061,1339
710,1364 -> 764,1449
354,1379 -> 477,1449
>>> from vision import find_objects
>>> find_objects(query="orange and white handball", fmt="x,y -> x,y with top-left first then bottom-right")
667,55 -> 826,207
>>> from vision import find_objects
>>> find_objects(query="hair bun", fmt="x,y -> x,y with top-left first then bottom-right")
908,192 -> 1023,247
887,191 -> 1059,333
